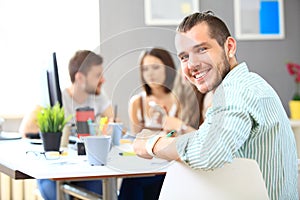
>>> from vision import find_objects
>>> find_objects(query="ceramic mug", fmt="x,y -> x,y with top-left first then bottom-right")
83,136 -> 111,166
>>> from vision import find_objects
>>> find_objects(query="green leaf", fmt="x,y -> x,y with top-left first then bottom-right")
36,102 -> 72,133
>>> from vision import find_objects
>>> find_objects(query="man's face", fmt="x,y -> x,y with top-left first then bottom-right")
84,64 -> 104,95
175,22 -> 230,94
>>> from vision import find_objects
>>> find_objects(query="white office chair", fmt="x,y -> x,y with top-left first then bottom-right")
159,158 -> 269,200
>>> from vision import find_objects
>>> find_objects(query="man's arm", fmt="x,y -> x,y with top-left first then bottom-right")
133,130 -> 180,161
152,136 -> 180,160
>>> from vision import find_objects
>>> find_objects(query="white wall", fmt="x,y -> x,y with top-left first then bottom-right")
0,0 -> 101,132
100,0 -> 300,129
0,0 -> 100,117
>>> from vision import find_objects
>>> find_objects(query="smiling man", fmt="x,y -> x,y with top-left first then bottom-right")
133,11 -> 298,199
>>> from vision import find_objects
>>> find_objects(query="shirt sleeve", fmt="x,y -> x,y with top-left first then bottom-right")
176,101 -> 253,170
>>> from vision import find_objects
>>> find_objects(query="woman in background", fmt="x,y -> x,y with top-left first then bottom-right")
128,47 -> 179,134
120,47 -> 178,200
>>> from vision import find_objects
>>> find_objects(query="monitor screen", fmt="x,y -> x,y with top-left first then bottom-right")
47,52 -> 63,107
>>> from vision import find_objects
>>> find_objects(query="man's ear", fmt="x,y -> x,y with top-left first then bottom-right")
225,36 -> 237,58
75,72 -> 85,83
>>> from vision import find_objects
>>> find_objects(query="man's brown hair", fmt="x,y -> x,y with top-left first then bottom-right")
68,50 -> 103,83
177,11 -> 231,47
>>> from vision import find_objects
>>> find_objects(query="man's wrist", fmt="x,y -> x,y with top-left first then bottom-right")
145,135 -> 162,157
177,123 -> 188,134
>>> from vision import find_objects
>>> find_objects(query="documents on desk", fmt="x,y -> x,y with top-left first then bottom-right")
0,139 -> 169,181
108,144 -> 170,172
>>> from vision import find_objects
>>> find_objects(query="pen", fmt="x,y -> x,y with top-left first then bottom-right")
114,105 -> 118,123
119,152 -> 136,156
166,130 -> 175,137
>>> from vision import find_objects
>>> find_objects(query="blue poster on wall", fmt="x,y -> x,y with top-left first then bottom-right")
234,0 -> 284,40
260,1 -> 280,34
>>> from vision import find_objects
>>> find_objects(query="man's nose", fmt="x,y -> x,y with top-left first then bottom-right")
187,53 -> 196,68
187,60 -> 194,69
187,54 -> 201,70
99,76 -> 105,83
188,60 -> 199,70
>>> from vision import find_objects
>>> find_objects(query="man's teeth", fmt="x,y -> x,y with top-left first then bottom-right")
194,71 -> 206,79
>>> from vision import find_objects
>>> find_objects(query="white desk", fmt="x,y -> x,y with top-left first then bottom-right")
0,139 -> 169,200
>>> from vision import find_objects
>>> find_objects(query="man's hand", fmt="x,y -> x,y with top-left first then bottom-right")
133,137 -> 153,159
133,129 -> 164,159
163,116 -> 182,133
133,129 -> 180,161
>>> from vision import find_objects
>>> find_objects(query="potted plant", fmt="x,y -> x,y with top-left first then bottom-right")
286,62 -> 300,119
37,103 -> 71,151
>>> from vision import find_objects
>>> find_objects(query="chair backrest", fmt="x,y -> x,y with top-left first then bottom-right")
159,158 -> 269,200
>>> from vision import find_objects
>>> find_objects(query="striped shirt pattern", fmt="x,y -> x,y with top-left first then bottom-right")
176,62 -> 298,200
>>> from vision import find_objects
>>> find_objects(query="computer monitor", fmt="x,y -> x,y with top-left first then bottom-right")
47,52 -> 63,107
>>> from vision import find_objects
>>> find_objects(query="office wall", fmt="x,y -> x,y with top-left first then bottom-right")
99,0 -> 300,129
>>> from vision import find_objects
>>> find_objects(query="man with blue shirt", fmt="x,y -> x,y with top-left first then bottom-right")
133,11 -> 298,199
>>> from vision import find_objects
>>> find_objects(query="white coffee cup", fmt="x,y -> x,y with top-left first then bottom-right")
83,136 -> 111,166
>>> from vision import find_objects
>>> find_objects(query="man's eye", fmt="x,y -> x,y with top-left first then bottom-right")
179,55 -> 188,62
197,47 -> 207,53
